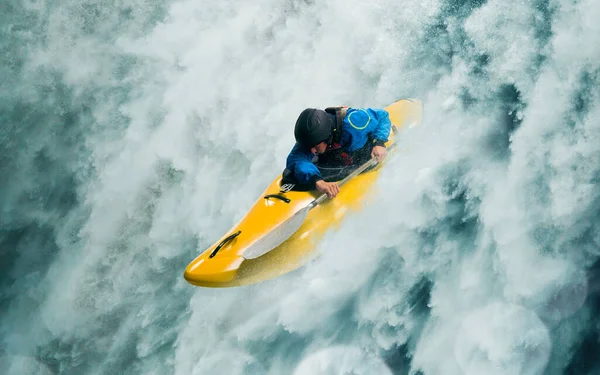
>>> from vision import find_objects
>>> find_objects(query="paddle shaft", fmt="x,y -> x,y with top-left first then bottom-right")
308,141 -> 397,209
242,142 -> 397,259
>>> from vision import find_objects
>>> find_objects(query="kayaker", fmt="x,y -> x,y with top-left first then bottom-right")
282,106 -> 392,198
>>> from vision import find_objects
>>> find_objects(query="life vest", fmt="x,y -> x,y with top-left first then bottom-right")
324,107 -> 346,144
319,107 -> 353,166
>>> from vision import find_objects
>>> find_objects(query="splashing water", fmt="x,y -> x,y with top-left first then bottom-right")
2,0 -> 600,374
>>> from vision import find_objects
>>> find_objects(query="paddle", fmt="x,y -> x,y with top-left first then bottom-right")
242,143 -> 395,260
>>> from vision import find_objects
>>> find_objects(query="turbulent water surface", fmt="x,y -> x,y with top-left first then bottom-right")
2,0 -> 600,374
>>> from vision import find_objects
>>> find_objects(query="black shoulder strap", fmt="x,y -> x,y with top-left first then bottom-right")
324,107 -> 345,144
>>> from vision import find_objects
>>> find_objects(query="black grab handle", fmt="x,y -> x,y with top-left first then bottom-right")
209,231 -> 241,258
264,194 -> 290,203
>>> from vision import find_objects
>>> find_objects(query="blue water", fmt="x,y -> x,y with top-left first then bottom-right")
1,0 -> 600,374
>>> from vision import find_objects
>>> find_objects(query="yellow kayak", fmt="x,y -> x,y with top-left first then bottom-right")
184,99 -> 422,287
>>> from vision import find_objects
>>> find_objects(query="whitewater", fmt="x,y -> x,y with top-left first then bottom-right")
1,0 -> 599,374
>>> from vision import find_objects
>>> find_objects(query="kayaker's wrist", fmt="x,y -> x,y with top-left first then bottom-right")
315,179 -> 340,198
309,175 -> 324,189
373,139 -> 386,148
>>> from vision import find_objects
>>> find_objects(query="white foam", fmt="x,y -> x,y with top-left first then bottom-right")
8,0 -> 600,373
293,346 -> 392,375
454,302 -> 551,375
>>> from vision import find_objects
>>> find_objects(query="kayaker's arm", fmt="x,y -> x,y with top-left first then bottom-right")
286,143 -> 323,188
286,144 -> 340,197
370,108 -> 392,146
368,108 -> 392,162
341,108 -> 391,152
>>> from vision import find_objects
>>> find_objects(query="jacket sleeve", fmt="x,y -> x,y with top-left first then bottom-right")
369,108 -> 392,146
286,143 -> 323,187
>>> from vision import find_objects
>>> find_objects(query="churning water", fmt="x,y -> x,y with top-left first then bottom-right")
1,0 -> 600,374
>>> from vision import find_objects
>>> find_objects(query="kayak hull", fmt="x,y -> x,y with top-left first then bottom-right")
184,99 -> 422,287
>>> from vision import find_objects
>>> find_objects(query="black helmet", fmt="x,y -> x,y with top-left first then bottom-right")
294,108 -> 333,149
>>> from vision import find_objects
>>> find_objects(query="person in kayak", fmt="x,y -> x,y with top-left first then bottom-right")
282,106 -> 392,198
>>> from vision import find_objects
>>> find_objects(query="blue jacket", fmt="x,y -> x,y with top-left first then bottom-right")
286,108 -> 391,185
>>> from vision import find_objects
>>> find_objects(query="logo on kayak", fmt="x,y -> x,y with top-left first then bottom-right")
280,184 -> 295,193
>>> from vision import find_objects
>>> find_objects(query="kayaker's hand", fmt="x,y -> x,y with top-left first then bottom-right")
371,145 -> 387,163
315,180 -> 340,198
